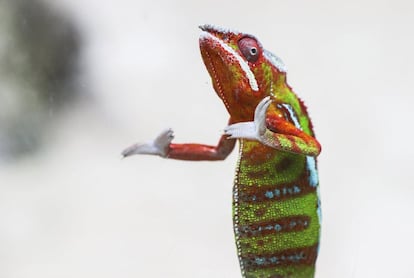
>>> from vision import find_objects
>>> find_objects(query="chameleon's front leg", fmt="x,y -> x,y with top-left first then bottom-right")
122,127 -> 236,161
122,128 -> 174,158
225,97 -> 321,157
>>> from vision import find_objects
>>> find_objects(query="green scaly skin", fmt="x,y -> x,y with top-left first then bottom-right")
122,25 -> 322,278
233,90 -> 320,278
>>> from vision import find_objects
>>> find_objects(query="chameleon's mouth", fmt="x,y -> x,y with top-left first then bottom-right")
199,25 -> 259,92
199,34 -> 229,109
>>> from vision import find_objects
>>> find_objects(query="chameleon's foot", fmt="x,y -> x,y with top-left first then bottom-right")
224,96 -> 272,141
122,128 -> 174,158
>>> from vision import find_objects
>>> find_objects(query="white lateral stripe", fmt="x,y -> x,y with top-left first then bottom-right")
281,103 -> 302,130
200,31 -> 259,91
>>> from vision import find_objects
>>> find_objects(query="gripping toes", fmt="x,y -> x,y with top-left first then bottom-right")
122,128 -> 174,158
254,96 -> 272,135
224,96 -> 272,141
224,122 -> 257,140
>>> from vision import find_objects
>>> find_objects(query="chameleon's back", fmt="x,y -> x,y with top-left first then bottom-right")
123,24 -> 322,278
233,140 -> 320,278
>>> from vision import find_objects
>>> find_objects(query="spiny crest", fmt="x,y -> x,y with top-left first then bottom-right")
199,24 -> 241,36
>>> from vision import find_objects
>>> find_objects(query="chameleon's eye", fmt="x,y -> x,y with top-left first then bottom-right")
238,37 -> 260,63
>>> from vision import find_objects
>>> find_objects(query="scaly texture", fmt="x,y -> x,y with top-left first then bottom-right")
234,131 -> 320,278
122,24 -> 322,278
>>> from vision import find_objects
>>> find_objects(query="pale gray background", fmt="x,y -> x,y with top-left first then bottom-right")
1,0 -> 414,277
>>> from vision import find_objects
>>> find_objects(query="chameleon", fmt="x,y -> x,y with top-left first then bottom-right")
122,24 -> 322,278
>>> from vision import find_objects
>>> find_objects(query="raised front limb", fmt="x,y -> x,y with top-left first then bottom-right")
225,97 -> 321,157
167,134 -> 236,160
122,126 -> 236,161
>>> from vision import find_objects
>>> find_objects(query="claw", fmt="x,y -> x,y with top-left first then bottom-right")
224,96 -> 273,141
254,96 -> 272,135
122,128 -> 174,158
254,96 -> 272,120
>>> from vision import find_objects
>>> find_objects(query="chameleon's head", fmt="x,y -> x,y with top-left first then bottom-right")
199,24 -> 286,121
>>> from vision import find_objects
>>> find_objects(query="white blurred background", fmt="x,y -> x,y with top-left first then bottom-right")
1,0 -> 413,277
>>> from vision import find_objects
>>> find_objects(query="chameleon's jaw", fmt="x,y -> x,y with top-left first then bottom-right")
199,27 -> 259,92
199,25 -> 263,119
199,38 -> 229,109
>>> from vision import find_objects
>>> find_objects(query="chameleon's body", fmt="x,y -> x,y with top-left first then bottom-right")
123,25 -> 321,278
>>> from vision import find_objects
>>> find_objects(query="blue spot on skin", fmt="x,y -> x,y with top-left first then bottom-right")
274,189 -> 281,197
288,254 -> 303,262
293,185 -> 301,194
255,257 -> 266,265
306,156 -> 319,187
274,224 -> 282,231
269,256 -> 279,264
264,191 -> 274,199
316,187 -> 322,224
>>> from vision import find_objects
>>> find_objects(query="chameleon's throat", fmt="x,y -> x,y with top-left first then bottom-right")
201,48 -> 230,110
